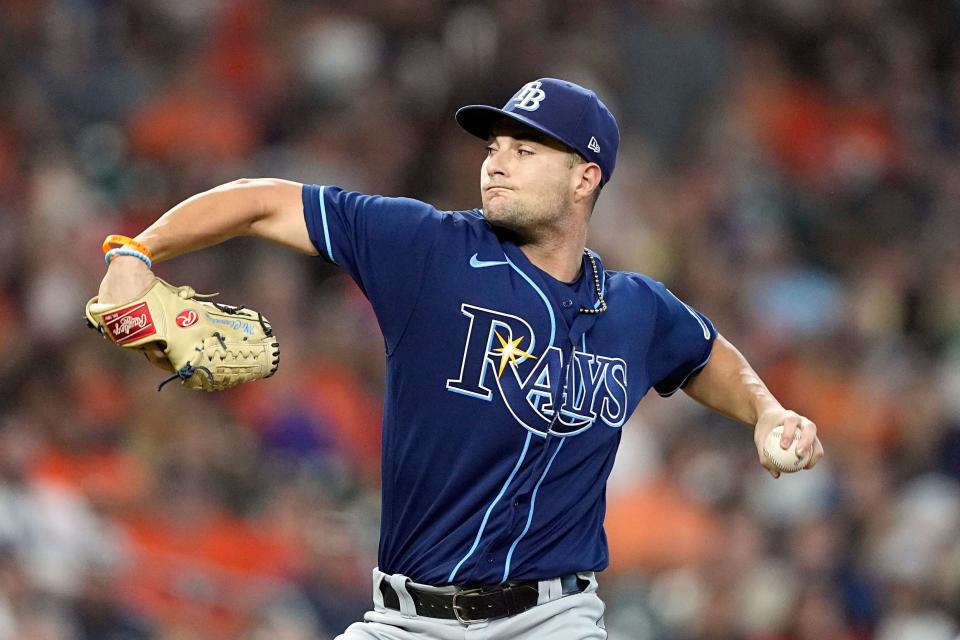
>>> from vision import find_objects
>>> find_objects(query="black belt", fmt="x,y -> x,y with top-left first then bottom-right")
380,574 -> 589,624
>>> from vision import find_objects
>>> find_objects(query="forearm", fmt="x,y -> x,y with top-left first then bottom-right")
682,334 -> 782,426
133,178 -> 312,263
96,178 -> 312,306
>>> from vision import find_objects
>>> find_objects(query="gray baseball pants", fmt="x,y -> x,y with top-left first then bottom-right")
335,568 -> 608,640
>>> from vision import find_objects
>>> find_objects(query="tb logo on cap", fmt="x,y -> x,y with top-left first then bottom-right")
511,81 -> 546,111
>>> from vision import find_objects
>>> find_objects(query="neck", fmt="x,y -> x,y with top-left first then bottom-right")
516,224 -> 589,283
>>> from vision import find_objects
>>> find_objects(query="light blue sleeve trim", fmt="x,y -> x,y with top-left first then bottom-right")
318,185 -> 335,264
656,349 -> 713,398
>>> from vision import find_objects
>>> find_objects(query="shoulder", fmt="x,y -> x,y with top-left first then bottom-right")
321,186 -> 485,225
439,208 -> 488,232
320,186 -> 440,215
604,271 -> 684,320
606,270 -> 668,298
404,203 -> 489,238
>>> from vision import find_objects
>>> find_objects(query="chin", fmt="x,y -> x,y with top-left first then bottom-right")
481,202 -> 512,225
481,199 -> 501,219
483,209 -> 527,237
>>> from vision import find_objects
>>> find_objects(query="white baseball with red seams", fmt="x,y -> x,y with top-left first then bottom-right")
763,424 -> 813,473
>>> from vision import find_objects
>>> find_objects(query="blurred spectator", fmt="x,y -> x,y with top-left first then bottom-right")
1,0 -> 959,637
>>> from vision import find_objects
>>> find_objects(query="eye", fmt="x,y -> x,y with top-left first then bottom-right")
485,145 -> 497,156
517,147 -> 534,157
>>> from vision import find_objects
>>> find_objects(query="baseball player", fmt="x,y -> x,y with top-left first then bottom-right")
95,78 -> 823,639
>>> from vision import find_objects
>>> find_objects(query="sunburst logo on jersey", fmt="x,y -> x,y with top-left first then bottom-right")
492,331 -> 537,377
446,303 -> 629,433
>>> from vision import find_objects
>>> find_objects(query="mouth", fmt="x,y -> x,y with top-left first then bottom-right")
485,186 -> 513,194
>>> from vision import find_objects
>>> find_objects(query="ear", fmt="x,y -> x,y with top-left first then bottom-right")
572,163 -> 602,204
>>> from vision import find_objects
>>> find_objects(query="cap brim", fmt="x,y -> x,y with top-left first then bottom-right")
455,105 -> 578,153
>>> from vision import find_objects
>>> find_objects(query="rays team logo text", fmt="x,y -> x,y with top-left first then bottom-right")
446,304 -> 627,437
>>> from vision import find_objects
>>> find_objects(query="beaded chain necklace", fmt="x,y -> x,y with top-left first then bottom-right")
578,248 -> 607,315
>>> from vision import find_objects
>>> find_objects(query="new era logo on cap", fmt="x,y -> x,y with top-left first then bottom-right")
455,78 -> 621,185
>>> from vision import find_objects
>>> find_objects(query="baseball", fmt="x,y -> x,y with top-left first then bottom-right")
763,425 -> 812,473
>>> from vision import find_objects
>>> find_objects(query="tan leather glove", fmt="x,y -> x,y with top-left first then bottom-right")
86,278 -> 279,391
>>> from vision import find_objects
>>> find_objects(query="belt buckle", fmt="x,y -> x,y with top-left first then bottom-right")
451,587 -> 487,624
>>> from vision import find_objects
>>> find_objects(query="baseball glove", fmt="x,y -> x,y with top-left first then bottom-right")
85,278 -> 279,391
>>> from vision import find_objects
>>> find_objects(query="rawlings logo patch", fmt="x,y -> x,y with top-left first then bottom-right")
102,302 -> 156,344
176,309 -> 199,328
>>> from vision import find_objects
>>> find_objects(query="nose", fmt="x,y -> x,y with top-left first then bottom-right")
485,147 -> 508,177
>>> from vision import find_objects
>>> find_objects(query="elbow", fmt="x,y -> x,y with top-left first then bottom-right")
224,178 -> 294,196
221,177 -> 269,193
219,178 -> 289,222
211,179 -> 269,228
211,178 -> 266,200
229,178 -> 307,248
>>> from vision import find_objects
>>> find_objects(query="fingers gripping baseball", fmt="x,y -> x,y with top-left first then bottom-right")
755,409 -> 823,479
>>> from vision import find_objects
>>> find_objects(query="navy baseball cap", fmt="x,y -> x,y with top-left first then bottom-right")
456,78 -> 620,185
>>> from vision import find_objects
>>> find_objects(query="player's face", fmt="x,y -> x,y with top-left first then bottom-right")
480,121 -> 579,234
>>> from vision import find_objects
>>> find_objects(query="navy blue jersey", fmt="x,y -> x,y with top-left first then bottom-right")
302,184 -> 716,587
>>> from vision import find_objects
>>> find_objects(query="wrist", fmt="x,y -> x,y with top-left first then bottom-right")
106,254 -> 153,272
754,398 -> 785,425
99,255 -> 155,305
102,234 -> 154,270
102,234 -> 153,261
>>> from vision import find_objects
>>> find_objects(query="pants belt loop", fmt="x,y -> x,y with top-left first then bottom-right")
389,573 -> 418,618
578,571 -> 598,593
372,568 -> 386,610
535,576 -> 563,605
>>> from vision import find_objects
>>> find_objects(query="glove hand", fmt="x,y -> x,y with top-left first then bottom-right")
98,256 -> 171,370
86,272 -> 280,391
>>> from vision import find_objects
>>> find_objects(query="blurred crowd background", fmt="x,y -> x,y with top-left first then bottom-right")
2,0 -> 960,638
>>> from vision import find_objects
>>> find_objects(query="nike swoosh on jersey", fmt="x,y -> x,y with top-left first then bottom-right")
469,253 -> 510,269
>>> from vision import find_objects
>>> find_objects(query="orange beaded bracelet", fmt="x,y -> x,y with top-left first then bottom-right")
102,234 -> 154,261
